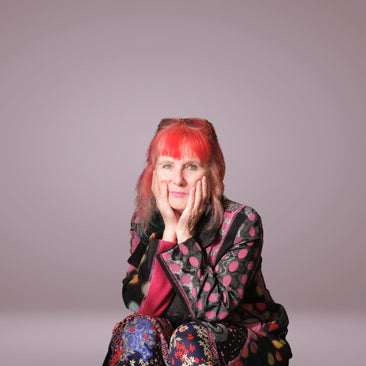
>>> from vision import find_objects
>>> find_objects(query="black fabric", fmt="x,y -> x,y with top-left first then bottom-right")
122,238 -> 160,308
215,209 -> 246,263
102,337 -> 113,366
127,240 -> 147,267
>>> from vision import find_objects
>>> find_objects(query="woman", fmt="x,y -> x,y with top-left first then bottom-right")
103,118 -> 292,366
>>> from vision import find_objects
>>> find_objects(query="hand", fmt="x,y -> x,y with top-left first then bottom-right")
151,171 -> 179,241
176,176 -> 209,243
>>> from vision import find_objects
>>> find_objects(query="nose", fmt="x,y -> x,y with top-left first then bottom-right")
172,168 -> 185,186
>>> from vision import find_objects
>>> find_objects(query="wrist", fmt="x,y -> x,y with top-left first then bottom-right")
157,239 -> 177,254
162,229 -> 177,242
176,230 -> 192,244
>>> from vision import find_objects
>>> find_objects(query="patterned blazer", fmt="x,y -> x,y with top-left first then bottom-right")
122,197 -> 292,361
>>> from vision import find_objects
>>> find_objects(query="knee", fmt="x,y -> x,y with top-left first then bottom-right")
172,321 -> 202,338
170,321 -> 211,348
122,317 -> 159,347
170,322 -> 215,365
119,317 -> 160,363
124,317 -> 158,336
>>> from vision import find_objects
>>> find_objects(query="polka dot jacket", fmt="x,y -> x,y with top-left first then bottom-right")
121,198 -> 292,365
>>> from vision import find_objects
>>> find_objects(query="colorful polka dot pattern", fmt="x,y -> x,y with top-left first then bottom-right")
159,203 -> 263,323
120,199 -> 292,365
156,201 -> 292,364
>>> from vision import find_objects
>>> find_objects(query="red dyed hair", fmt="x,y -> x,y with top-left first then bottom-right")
135,120 -> 226,232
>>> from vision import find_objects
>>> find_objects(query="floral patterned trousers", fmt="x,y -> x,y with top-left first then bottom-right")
112,318 -> 217,366
104,314 -> 290,366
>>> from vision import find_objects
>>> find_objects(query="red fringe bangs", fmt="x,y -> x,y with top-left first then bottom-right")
153,126 -> 212,162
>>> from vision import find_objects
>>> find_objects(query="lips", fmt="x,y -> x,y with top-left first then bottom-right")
170,191 -> 187,198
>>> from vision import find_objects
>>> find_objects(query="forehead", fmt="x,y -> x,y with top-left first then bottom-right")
156,155 -> 203,164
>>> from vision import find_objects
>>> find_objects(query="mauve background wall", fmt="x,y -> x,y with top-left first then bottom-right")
1,1 -> 365,365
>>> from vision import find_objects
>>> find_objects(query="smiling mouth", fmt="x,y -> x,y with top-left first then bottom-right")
170,191 -> 187,198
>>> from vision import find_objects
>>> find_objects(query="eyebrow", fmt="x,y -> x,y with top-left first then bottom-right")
184,160 -> 202,165
157,158 -> 203,166
157,158 -> 174,165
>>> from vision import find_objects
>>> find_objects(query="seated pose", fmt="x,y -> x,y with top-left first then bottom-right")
103,118 -> 292,366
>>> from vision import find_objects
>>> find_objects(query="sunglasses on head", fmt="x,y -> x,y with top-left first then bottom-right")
158,118 -> 211,130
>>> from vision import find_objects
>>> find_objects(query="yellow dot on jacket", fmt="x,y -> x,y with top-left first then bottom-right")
267,352 -> 275,365
256,285 -> 263,296
272,339 -> 286,349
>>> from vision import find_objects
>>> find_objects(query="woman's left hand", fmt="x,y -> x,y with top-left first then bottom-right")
176,176 -> 209,243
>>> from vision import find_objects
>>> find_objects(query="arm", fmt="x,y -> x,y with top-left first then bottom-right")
122,224 -> 150,312
122,219 -> 176,316
157,206 -> 263,322
124,172 -> 208,315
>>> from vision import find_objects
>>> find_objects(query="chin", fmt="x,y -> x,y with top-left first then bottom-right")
172,206 -> 185,214
169,199 -> 186,211
170,203 -> 186,214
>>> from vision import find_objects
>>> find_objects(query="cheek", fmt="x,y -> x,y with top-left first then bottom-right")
157,178 -> 166,189
156,171 -> 170,186
192,171 -> 207,183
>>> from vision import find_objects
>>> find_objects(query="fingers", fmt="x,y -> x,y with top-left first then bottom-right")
181,176 -> 206,218
202,176 -> 209,204
186,177 -> 208,214
161,181 -> 168,202
152,171 -> 168,210
151,170 -> 159,197
177,176 -> 209,240
194,176 -> 210,210
185,183 -> 196,213
194,179 -> 202,211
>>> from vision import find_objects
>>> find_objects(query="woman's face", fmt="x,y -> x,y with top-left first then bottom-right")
154,155 -> 209,214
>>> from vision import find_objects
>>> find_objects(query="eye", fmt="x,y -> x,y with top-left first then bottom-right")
187,164 -> 198,171
162,164 -> 172,169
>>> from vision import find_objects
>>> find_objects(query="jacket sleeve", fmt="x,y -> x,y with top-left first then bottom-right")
122,221 -> 176,315
122,225 -> 149,312
157,206 -> 263,323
